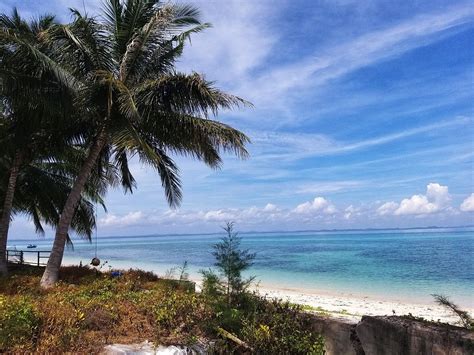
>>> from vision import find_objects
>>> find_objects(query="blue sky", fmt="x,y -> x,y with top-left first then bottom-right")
3,0 -> 474,237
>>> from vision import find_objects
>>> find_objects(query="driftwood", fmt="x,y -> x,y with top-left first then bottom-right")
216,327 -> 253,351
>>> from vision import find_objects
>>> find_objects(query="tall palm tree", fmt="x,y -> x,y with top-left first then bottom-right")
0,10 -> 76,275
39,0 -> 251,288
0,9 -> 129,274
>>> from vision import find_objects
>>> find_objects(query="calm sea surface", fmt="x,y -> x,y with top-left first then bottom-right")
10,227 -> 474,306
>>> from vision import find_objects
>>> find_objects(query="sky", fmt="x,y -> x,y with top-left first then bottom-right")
3,0 -> 474,238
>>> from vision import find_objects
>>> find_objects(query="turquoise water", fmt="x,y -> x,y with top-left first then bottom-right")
9,227 -> 474,306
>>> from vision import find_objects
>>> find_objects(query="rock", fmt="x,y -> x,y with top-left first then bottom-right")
309,314 -> 474,355
356,316 -> 474,355
310,315 -> 360,355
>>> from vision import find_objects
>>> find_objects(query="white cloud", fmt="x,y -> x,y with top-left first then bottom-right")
263,203 -> 279,212
100,211 -> 145,227
178,0 -> 278,84
203,209 -> 238,222
344,205 -> 361,220
98,202 -> 287,229
294,197 -> 337,215
460,193 -> 474,212
377,202 -> 399,216
395,195 -> 439,215
377,183 -> 452,216
66,183 -> 471,235
426,182 -> 451,207
297,181 -> 364,194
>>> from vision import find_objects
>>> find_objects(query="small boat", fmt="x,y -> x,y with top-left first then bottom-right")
27,244 -> 37,249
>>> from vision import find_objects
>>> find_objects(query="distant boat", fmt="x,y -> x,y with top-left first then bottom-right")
27,244 -> 37,249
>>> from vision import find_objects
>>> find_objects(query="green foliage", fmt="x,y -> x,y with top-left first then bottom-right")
202,222 -> 256,306
239,297 -> 325,354
1,0 -> 251,285
0,265 -> 324,353
432,294 -> 473,329
201,268 -> 222,299
198,223 -> 324,352
0,295 -> 40,350
153,290 -> 209,336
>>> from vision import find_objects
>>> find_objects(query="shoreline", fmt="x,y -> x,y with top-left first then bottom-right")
254,285 -> 472,324
60,257 -> 473,325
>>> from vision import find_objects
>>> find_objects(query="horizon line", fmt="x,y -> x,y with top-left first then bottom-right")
9,224 -> 474,241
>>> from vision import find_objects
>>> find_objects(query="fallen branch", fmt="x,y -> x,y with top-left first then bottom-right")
216,327 -> 253,351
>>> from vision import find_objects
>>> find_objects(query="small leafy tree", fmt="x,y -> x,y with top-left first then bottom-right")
202,222 -> 255,306
201,268 -> 222,298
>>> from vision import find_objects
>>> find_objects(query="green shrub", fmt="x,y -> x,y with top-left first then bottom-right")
152,289 -> 212,343
0,266 -> 325,353
0,295 -> 40,351
240,297 -> 325,354
37,292 -> 85,351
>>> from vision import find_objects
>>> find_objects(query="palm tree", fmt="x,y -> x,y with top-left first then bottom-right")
0,10 -> 129,274
0,150 -> 105,246
0,10 -> 74,275
39,0 -> 250,288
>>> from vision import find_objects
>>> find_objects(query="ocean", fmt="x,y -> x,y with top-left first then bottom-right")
9,227 -> 474,307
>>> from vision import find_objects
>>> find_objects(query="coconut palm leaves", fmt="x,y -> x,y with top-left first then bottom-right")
0,1 -> 250,287
0,9 -> 121,274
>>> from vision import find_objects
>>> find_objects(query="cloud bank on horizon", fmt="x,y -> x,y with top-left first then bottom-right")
3,0 -> 473,237
87,183 -> 474,232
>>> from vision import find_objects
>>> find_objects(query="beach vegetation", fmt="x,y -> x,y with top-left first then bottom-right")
198,223 -> 324,353
0,265 -> 325,353
0,295 -> 40,350
432,294 -> 473,329
237,297 -> 325,354
202,221 -> 256,306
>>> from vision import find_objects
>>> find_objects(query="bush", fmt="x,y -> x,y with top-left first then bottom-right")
0,265 -> 324,353
212,295 -> 325,354
152,289 -> 212,342
0,295 -> 40,351
240,297 -> 325,354
37,291 -> 85,351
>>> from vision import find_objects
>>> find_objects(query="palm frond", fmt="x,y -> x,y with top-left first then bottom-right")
137,72 -> 251,118
118,4 -> 175,82
0,29 -> 78,92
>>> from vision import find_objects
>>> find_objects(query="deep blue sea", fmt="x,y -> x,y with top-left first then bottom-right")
9,227 -> 474,306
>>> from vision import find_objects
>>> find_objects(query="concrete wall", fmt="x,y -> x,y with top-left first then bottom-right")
310,315 -> 474,355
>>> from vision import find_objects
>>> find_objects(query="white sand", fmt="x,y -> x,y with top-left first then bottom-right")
254,285 -> 473,325
193,278 -> 473,325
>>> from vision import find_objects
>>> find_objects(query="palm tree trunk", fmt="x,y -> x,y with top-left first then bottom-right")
40,131 -> 107,288
0,151 -> 23,276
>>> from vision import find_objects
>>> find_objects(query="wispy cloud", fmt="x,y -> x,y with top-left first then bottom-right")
178,0 -> 279,84
248,116 -> 471,160
296,181 -> 365,194
235,4 -> 474,112
3,0 -> 472,236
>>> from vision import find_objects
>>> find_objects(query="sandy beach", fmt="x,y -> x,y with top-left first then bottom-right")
255,285 -> 474,325
192,279 -> 473,325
